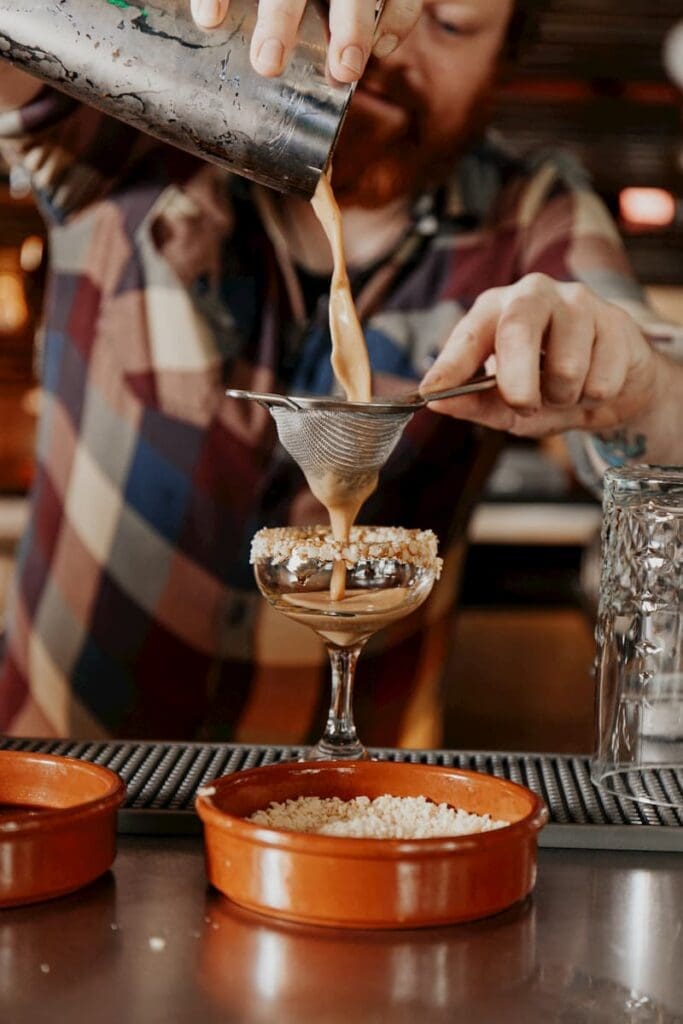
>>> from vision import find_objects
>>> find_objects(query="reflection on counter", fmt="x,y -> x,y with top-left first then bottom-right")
199,893 -> 537,1023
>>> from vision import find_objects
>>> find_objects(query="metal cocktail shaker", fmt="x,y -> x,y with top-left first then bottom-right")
0,0 -> 354,197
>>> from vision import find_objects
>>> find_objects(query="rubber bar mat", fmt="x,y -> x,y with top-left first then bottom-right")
2,737 -> 681,851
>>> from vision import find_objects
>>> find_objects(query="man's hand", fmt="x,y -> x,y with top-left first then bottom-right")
190,0 -> 422,83
420,273 -> 661,439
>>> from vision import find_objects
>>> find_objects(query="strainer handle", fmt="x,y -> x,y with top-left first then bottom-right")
225,388 -> 303,411
420,374 -> 497,404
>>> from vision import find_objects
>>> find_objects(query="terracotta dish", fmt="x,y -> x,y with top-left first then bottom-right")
0,751 -> 126,908
196,761 -> 548,929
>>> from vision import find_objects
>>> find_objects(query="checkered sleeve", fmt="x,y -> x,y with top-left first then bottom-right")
0,85 -> 176,223
517,158 -> 645,305
518,159 -> 683,494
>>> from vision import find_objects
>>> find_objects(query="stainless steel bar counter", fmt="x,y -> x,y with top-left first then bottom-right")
1,836 -> 682,1023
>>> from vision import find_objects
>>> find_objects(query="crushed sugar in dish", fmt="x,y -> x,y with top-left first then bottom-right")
245,794 -> 509,839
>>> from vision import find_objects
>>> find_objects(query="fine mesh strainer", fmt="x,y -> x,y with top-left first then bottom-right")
226,375 -> 496,488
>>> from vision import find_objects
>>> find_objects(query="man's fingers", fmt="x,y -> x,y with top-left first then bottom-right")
328,0 -> 377,82
541,286 -> 595,407
420,291 -> 502,393
494,279 -> 553,414
251,0 -> 308,76
191,0 -> 230,30
193,0 -> 421,79
425,277 -> 657,440
581,306 -> 628,408
426,388 -> 582,437
427,389 -> 515,432
424,276 -> 555,414
373,0 -> 423,58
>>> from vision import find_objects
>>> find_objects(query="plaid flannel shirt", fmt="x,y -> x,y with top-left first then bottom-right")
0,88 -> 660,745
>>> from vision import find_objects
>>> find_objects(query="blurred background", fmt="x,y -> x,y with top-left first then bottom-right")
0,0 -> 681,752
450,0 -> 682,754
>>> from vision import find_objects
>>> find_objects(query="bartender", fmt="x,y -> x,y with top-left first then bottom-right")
0,0 -> 682,744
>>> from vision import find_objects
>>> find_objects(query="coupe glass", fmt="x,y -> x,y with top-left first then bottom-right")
251,526 -> 440,760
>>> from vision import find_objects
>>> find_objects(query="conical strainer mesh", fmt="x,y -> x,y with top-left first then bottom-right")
269,406 -> 414,487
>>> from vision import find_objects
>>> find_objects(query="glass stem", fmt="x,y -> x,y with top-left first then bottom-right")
313,643 -> 367,760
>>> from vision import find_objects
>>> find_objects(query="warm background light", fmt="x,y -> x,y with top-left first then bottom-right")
619,187 -> 677,227
19,235 -> 44,273
0,273 -> 29,333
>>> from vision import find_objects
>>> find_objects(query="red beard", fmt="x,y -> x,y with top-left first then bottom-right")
331,63 -> 495,209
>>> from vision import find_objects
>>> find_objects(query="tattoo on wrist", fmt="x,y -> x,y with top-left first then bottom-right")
592,429 -> 647,467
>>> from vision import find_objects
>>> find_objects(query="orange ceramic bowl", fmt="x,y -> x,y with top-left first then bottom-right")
196,761 -> 548,929
0,751 -> 126,908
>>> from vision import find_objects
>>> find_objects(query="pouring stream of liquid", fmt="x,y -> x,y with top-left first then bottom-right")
309,174 -> 377,601
310,175 -> 372,404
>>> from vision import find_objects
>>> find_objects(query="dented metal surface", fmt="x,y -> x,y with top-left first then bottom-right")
0,0 -> 353,196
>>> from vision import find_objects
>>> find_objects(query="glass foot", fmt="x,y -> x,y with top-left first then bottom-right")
300,738 -> 369,762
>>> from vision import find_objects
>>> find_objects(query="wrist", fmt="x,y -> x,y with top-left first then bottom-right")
592,350 -> 683,468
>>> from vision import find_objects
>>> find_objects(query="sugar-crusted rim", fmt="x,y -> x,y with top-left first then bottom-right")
250,525 -> 443,576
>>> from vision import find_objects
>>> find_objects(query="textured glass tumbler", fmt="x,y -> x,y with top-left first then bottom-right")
592,466 -> 683,808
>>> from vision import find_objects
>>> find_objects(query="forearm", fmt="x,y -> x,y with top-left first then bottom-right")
0,65 -> 42,112
591,351 -> 683,468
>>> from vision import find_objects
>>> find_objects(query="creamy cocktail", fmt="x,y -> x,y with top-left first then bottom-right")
251,525 -> 441,759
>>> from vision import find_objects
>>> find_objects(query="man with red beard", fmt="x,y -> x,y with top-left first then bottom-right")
0,0 -> 681,742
